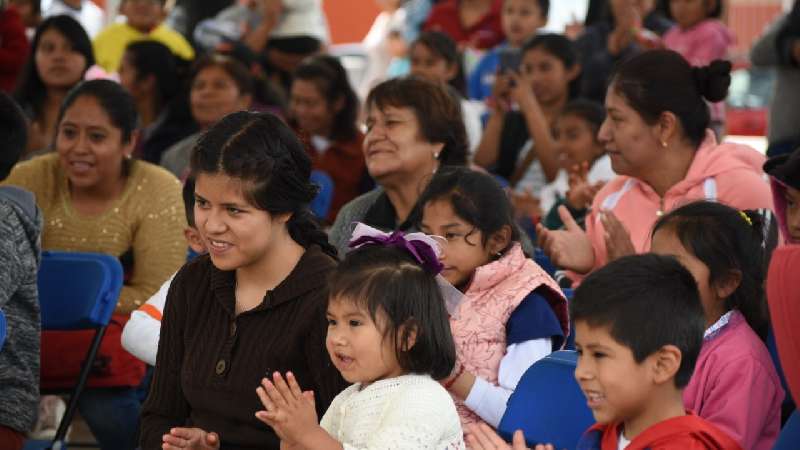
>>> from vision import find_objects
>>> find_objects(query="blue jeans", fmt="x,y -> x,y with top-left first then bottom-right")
76,387 -> 140,450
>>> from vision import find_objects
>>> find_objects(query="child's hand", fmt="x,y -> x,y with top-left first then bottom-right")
600,209 -> 635,261
510,189 -> 543,220
466,423 -> 545,449
536,206 -> 595,274
255,372 -> 318,446
490,73 -> 513,113
162,427 -> 220,450
507,70 -> 539,113
566,163 -> 605,210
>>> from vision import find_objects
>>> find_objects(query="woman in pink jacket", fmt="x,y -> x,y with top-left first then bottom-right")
537,50 -> 773,276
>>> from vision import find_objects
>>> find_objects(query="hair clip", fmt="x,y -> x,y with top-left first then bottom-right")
348,223 -> 464,317
349,223 -> 444,275
739,211 -> 752,227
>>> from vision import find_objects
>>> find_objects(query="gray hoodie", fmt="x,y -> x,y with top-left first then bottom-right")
0,185 -> 42,433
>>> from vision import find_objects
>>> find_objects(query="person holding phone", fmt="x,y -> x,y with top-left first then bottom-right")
474,33 -> 581,198
468,0 -> 549,101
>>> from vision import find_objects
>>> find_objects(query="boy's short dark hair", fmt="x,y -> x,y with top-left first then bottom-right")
328,244 -> 457,380
0,93 -> 28,181
182,177 -> 196,228
571,254 -> 705,388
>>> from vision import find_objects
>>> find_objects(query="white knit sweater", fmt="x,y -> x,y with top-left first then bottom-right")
320,374 -> 466,449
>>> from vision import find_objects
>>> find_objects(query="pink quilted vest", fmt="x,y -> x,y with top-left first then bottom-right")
449,243 -> 567,428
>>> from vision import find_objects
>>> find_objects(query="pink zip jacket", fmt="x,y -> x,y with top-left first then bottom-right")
586,130 -> 773,272
663,19 -> 733,68
684,311 -> 784,450
664,20 -> 734,124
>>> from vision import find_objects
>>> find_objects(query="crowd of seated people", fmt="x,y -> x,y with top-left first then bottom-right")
0,0 -> 798,449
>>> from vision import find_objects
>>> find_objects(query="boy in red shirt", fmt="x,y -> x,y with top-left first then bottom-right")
467,254 -> 742,450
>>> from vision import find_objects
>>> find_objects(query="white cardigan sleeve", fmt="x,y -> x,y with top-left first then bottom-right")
463,338 -> 552,427
120,274 -> 173,366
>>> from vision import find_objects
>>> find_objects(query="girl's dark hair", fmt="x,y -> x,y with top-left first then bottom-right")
417,167 -> 520,251
561,99 -> 606,135
652,201 -> 770,340
665,0 -> 723,21
123,40 -> 181,108
412,31 -> 467,97
610,50 -> 731,148
14,15 -> 95,120
190,111 -> 337,258
291,54 -> 359,141
328,244 -> 456,379
58,79 -> 139,144
191,53 -> 254,98
522,33 -> 581,100
366,77 -> 468,167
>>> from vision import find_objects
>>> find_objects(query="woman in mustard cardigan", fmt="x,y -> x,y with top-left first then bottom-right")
4,79 -> 186,450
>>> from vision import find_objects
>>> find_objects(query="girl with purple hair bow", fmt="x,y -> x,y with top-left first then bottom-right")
254,222 -> 467,449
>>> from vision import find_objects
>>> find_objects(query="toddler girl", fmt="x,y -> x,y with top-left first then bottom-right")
256,223 -> 465,449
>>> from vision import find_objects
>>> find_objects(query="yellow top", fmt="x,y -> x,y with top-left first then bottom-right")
3,154 -> 188,314
92,22 -> 195,73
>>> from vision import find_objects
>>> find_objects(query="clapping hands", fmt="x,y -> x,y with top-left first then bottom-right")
466,423 -> 556,450
255,372 -> 318,447
565,162 -> 606,210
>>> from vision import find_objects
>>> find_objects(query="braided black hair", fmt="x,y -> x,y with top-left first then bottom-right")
191,111 -> 338,258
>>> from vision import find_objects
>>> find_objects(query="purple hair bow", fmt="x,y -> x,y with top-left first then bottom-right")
348,223 -> 444,275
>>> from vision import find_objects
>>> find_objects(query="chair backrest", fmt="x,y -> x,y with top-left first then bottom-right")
310,170 -> 335,220
498,350 -> 594,450
774,410 -> 800,450
0,309 -> 6,351
37,251 -> 123,330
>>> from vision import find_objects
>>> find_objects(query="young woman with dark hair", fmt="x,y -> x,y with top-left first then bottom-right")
14,15 -> 94,157
537,50 -> 773,279
118,40 -> 197,164
4,79 -> 186,450
289,54 -> 366,222
140,111 -> 347,450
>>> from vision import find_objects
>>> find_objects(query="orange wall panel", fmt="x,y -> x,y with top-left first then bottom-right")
324,0 -> 381,44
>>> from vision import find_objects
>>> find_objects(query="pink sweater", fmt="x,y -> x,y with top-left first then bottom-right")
683,311 -> 784,450
664,20 -> 733,124
586,130 -> 772,272
663,19 -> 733,67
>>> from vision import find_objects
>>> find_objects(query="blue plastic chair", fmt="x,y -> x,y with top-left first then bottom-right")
29,251 -> 123,450
774,410 -> 800,449
498,350 -> 594,450
0,309 -> 6,351
310,170 -> 334,220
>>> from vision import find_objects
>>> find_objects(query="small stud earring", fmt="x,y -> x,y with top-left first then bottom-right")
660,141 -> 668,148
433,152 -> 440,160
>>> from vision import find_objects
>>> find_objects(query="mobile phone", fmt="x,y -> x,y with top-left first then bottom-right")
498,48 -> 522,74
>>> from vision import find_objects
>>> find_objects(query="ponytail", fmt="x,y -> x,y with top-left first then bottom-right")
191,111 -> 337,258
288,209 -> 338,259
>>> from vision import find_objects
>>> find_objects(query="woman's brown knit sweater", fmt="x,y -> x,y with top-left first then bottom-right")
139,246 -> 348,450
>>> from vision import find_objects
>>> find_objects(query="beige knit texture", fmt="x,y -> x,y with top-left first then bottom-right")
4,154 -> 187,314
